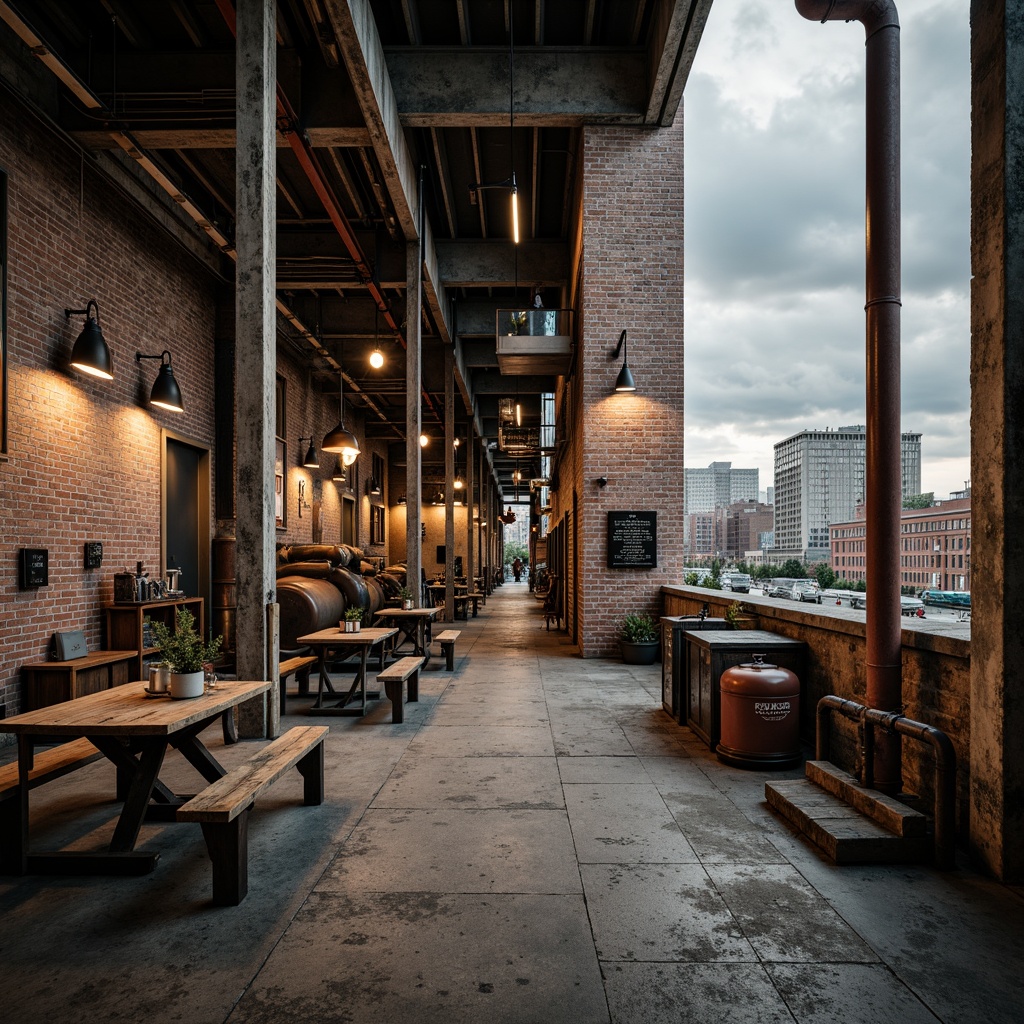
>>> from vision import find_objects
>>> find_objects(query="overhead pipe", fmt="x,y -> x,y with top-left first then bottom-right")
796,0 -> 903,791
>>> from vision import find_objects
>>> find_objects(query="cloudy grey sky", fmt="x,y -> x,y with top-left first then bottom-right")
684,0 -> 971,499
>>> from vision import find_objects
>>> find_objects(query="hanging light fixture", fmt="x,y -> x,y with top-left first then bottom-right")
135,350 -> 184,412
322,365 -> 361,465
420,433 -> 430,448
369,306 -> 384,369
611,329 -> 637,393
298,435 -> 319,469
468,1 -> 519,244
65,299 -> 113,379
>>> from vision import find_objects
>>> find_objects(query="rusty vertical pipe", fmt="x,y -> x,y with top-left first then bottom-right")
796,0 -> 903,791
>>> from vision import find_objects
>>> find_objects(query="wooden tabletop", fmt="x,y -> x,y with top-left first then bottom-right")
21,650 -> 138,670
297,626 -> 398,645
0,679 -> 271,737
374,608 -> 439,620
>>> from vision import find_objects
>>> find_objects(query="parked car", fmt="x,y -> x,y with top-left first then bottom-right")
721,573 -> 752,593
766,578 -> 798,598
791,581 -> 822,603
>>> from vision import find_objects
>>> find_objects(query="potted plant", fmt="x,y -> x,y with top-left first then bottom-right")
343,605 -> 363,632
399,586 -> 414,610
725,601 -> 758,631
150,608 -> 222,699
619,613 -> 659,665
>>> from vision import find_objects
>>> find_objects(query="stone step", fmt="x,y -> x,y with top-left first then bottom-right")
765,779 -> 933,865
805,760 -> 929,837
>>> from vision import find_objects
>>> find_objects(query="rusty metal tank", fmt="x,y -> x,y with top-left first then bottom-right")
277,576 -> 346,649
716,654 -> 801,769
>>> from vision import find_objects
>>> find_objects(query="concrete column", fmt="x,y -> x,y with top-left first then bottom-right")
575,123 -> 686,656
234,0 -> 276,734
969,0 -> 1024,881
405,241 -> 423,604
443,347 -> 455,621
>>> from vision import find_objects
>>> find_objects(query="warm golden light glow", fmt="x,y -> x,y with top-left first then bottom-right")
369,348 -> 384,369
511,188 -> 519,244
420,434 -> 429,447
515,402 -> 522,426
71,361 -> 114,380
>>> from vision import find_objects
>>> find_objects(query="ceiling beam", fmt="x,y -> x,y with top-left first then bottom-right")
645,0 -> 714,125
436,240 -> 568,288
385,48 -> 647,126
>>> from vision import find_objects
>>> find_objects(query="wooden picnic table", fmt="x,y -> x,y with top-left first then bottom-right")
373,607 -> 439,658
0,679 -> 271,876
295,626 -> 398,715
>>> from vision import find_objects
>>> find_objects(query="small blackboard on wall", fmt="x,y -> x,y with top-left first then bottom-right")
607,511 -> 657,568
19,547 -> 48,588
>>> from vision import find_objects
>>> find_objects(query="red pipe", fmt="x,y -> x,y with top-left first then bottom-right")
796,1 -> 902,791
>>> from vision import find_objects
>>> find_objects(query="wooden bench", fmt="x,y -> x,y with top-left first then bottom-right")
0,739 -> 103,870
278,654 -> 318,715
374,656 -> 424,723
435,629 -> 461,671
467,591 -> 484,617
177,725 -> 328,906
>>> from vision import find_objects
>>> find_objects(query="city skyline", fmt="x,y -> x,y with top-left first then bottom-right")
683,0 -> 970,500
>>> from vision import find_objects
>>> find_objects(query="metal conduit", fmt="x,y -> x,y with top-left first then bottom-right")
816,695 -> 956,869
796,1 -> 903,791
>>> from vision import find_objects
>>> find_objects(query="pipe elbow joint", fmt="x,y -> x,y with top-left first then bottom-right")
795,0 -> 900,35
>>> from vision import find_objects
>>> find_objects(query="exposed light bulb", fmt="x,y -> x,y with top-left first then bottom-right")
515,402 -> 522,426
511,188 -> 519,244
419,434 -> 429,448
369,347 -> 384,369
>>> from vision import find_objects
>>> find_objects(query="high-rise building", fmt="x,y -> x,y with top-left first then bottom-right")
684,462 -> 759,514
773,426 -> 922,560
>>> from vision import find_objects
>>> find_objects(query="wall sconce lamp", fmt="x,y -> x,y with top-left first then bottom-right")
331,457 -> 346,484
298,435 -> 319,469
396,494 -> 407,506
611,329 -> 636,393
367,476 -> 382,497
596,477 -> 608,488
135,350 -> 184,412
65,299 -> 113,379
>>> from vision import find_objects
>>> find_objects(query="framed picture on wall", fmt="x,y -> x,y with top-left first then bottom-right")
275,438 -> 286,529
370,504 -> 385,545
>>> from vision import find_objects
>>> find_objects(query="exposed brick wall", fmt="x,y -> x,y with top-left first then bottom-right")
572,122 -> 687,656
0,89 -> 218,717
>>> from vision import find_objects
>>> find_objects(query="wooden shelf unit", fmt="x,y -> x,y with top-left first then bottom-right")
22,650 -> 138,710
105,597 -> 205,681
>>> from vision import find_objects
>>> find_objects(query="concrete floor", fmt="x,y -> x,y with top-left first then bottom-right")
1,585 -> 1022,1023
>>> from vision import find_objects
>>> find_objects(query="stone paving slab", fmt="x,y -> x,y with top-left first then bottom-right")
581,863 -> 757,962
404,723 -> 556,757
557,755 -> 652,785
231,892 -> 610,1024
375,755 -> 564,810
602,962 -> 796,1024
317,807 -> 582,894
564,783 -> 698,864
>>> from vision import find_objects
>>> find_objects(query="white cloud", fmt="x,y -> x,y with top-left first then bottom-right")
685,0 -> 971,497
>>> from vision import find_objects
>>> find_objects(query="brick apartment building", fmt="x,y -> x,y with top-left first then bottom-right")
831,497 -> 972,592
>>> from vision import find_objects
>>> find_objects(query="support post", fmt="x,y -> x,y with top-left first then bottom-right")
234,0 -> 276,736
406,237 -> 423,605
444,347 -> 455,622
466,424 -> 475,596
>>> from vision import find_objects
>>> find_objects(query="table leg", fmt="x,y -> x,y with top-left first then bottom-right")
110,741 -> 168,852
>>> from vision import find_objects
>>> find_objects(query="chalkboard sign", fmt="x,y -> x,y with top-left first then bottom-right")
607,511 -> 657,568
19,547 -> 48,588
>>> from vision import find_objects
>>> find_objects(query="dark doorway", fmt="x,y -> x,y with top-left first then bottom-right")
163,433 -> 211,616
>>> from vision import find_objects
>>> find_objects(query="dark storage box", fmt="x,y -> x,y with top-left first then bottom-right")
661,616 -> 728,718
683,630 -> 807,749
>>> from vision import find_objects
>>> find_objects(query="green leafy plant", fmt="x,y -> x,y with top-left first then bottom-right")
725,601 -> 744,628
344,605 -> 364,621
399,586 -> 414,601
151,608 -> 222,674
620,613 -> 657,644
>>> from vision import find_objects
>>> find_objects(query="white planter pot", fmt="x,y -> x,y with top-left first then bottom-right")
343,620 -> 361,633
169,670 -> 204,699
402,600 -> 413,610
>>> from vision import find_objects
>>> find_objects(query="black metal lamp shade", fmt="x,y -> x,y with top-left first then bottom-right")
611,329 -> 637,392
149,359 -> 184,412
299,436 -> 319,468
66,300 -> 113,380
322,421 -> 360,465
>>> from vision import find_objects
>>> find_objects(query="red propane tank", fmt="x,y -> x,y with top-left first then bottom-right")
716,654 -> 801,769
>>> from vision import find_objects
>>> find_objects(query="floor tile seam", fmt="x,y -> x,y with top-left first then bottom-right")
312,887 -> 586,897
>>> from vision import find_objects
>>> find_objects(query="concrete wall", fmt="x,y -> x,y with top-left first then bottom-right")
662,586 -> 972,840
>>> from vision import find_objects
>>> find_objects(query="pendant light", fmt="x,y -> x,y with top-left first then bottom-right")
322,363 -> 361,465
369,306 -> 384,369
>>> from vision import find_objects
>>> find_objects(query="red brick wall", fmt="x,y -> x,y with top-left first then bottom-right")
0,90 -> 219,716
575,122 -> 686,657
